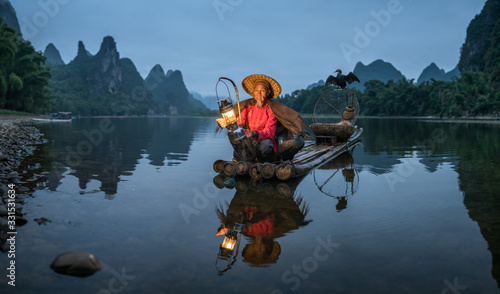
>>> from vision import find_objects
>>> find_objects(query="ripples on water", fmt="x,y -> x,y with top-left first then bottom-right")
1,117 -> 499,294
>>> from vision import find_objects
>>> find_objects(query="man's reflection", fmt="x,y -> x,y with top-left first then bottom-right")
214,177 -> 311,272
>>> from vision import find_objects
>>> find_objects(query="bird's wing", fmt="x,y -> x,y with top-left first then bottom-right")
325,75 -> 334,86
345,72 -> 360,84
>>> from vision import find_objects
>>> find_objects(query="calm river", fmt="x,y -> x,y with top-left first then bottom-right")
1,117 -> 499,294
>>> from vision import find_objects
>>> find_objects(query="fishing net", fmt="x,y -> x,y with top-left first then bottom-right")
311,88 -> 360,125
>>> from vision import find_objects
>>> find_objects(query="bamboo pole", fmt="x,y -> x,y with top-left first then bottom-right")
275,129 -> 363,180
214,130 -> 363,181
213,159 -> 225,173
250,164 -> 262,181
276,164 -> 294,181
261,163 -> 277,179
223,161 -> 236,176
293,145 -> 332,164
235,161 -> 252,176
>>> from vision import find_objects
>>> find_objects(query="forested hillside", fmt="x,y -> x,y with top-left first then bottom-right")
278,0 -> 500,118
0,18 -> 51,113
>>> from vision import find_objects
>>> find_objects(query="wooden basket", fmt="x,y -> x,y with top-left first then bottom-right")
310,123 -> 354,141
342,106 -> 355,120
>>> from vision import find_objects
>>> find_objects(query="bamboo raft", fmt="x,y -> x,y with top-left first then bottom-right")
213,128 -> 363,181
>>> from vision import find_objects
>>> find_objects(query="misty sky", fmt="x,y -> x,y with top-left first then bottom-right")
11,0 -> 485,97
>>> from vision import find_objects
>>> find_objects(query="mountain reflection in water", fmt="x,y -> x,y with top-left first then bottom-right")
3,117 -> 499,294
27,117 -> 203,196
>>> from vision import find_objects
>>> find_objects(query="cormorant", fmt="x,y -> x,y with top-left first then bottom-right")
275,131 -> 308,162
325,69 -> 360,89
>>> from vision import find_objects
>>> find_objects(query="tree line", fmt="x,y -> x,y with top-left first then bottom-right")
0,19 -> 51,113
358,71 -> 499,117
276,71 -> 499,118
2,14 -> 499,118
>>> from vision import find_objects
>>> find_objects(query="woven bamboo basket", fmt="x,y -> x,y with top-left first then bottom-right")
310,123 -> 354,141
342,106 -> 355,120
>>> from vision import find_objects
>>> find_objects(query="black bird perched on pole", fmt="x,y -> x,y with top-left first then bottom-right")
325,69 -> 360,89
275,131 -> 308,162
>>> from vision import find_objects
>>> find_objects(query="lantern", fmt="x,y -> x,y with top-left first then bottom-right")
215,77 -> 251,160
217,96 -> 246,145
219,97 -> 238,129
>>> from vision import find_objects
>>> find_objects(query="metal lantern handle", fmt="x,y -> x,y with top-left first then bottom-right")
215,232 -> 241,275
216,77 -> 242,126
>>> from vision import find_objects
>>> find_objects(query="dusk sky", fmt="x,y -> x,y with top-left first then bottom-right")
11,0 -> 486,97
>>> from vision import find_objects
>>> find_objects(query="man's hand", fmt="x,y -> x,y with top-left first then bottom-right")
216,118 -> 227,128
246,130 -> 259,140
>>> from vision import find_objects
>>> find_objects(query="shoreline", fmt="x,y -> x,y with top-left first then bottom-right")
2,113 -> 499,121
0,117 -> 47,252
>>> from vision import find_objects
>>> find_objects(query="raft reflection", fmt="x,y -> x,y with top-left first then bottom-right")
213,176 -> 312,274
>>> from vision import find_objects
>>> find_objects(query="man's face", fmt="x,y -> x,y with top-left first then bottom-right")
253,84 -> 270,104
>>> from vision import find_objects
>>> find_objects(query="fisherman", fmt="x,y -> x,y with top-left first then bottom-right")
217,74 -> 279,161
217,74 -> 308,162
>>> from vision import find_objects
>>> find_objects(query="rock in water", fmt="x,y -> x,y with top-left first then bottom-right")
50,251 -> 102,277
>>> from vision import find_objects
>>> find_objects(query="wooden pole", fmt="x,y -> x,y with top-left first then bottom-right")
261,163 -> 277,179
223,161 -> 236,176
213,159 -> 225,173
276,164 -> 294,181
235,161 -> 251,176
250,164 -> 262,181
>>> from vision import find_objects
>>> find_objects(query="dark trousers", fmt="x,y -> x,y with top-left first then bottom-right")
233,138 -> 275,162
255,138 -> 274,162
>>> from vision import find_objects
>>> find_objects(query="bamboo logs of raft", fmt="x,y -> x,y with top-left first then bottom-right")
212,173 -> 303,198
249,163 -> 277,180
213,129 -> 363,181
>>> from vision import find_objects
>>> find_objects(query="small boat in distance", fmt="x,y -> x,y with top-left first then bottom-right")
32,112 -> 73,122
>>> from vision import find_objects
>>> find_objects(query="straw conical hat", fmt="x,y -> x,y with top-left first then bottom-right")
242,74 -> 282,98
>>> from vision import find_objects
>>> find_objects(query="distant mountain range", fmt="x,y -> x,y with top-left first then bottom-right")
45,37 -> 157,115
145,64 -> 209,115
0,0 -> 480,113
190,92 -> 219,110
44,37 -> 210,116
416,63 -> 460,84
1,0 -> 210,115
349,59 -> 405,90
306,80 -> 325,90
307,59 -> 461,91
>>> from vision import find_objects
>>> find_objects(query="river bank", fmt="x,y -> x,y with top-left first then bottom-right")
0,116 -> 47,252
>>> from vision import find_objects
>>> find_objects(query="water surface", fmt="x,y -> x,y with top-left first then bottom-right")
1,117 -> 499,294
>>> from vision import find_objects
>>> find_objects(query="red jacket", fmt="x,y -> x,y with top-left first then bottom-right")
237,100 -> 277,151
